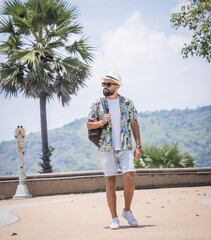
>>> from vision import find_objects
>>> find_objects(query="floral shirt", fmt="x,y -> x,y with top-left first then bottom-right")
88,95 -> 138,152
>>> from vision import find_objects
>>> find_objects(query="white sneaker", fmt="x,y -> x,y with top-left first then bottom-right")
110,217 -> 119,230
122,209 -> 138,227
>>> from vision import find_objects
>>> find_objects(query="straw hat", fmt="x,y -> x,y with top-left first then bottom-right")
101,71 -> 123,87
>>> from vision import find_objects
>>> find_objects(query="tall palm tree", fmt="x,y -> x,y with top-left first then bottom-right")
135,143 -> 195,168
0,0 -> 94,173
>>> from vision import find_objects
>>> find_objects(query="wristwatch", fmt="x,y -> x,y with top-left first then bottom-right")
136,145 -> 142,150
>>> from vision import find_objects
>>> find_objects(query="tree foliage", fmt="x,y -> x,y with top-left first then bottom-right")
171,0 -> 211,62
0,0 -> 94,101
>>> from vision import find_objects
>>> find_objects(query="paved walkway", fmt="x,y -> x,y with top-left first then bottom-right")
0,186 -> 211,240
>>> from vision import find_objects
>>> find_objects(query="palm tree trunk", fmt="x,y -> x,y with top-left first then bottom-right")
39,92 -> 52,173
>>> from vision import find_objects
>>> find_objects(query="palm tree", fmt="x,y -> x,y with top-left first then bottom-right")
0,0 -> 94,173
135,143 -> 195,168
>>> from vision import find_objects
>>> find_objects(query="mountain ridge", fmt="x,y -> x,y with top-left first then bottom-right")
0,105 -> 210,176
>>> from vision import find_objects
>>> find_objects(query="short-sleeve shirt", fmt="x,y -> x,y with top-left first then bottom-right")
88,95 -> 138,152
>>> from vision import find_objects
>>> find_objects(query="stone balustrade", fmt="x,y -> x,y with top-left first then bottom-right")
0,167 -> 211,199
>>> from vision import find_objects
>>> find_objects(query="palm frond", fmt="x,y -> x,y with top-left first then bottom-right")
0,35 -> 22,55
25,0 -> 48,33
181,152 -> 195,167
12,14 -> 33,34
134,158 -> 147,168
2,1 -> 37,37
47,0 -> 78,24
46,39 -> 65,51
0,62 -> 25,97
54,56 -> 90,105
38,0 -> 54,13
66,37 -> 95,63
0,17 -> 14,34
142,144 -> 164,168
45,20 -> 81,42
1,0 -> 25,17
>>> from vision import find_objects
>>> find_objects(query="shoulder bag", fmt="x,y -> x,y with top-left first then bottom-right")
88,98 -> 108,147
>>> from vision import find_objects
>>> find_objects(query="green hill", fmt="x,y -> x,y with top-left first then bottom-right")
0,105 -> 210,176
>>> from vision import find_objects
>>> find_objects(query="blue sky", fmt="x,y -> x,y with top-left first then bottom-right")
0,0 -> 210,142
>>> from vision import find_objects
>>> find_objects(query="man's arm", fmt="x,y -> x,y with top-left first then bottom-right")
86,114 -> 111,129
131,119 -> 142,159
87,119 -> 103,129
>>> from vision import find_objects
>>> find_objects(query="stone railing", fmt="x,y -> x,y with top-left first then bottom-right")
0,167 -> 211,199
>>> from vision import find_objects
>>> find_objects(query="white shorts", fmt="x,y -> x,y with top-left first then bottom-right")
100,150 -> 136,176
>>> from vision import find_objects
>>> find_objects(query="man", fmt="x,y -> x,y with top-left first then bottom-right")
87,71 -> 142,229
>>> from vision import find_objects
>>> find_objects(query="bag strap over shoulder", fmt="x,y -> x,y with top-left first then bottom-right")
100,97 -> 108,114
99,97 -> 108,128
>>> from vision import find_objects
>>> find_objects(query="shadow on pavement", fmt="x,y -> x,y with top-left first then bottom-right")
104,224 -> 156,229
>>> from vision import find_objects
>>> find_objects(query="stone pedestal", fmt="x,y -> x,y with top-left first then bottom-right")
13,183 -> 32,199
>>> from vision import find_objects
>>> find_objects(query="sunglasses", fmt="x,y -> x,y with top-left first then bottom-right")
102,82 -> 118,87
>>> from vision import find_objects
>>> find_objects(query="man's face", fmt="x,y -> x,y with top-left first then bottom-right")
103,79 -> 119,97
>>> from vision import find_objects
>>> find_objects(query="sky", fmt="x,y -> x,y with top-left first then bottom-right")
0,0 -> 210,142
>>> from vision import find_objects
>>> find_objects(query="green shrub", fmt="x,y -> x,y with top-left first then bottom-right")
135,142 -> 195,168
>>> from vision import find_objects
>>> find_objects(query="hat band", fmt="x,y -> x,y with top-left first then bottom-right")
106,75 -> 119,82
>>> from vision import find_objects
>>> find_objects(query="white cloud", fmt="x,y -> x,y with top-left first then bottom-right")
92,11 -> 210,112
101,11 -> 169,64
98,10 -> 189,71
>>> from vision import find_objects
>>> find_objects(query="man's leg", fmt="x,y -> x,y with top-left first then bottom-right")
122,171 -> 138,226
100,152 -> 118,218
106,176 -> 117,218
123,172 -> 135,211
118,151 -> 138,226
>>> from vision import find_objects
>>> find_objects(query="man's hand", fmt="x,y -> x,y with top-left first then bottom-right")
134,148 -> 142,160
103,114 -> 111,124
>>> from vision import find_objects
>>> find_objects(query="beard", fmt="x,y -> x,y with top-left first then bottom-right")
103,88 -> 115,97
